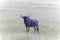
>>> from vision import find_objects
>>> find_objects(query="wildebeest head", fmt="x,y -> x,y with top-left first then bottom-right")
20,14 -> 30,23
22,16 -> 29,21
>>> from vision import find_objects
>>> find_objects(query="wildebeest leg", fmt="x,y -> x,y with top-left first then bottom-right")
27,27 -> 30,32
36,25 -> 39,33
26,27 -> 30,32
34,26 -> 36,32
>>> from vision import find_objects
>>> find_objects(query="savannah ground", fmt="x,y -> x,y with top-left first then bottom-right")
0,1 -> 60,40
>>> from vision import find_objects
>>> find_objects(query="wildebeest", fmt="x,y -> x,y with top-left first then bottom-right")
21,15 -> 39,33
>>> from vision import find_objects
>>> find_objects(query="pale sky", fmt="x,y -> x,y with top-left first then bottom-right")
0,0 -> 60,4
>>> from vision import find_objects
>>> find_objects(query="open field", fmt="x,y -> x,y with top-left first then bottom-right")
0,1 -> 60,40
